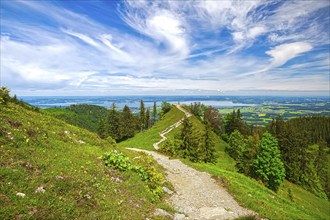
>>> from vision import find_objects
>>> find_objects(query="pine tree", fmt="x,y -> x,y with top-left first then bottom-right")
97,119 -> 107,139
107,103 -> 120,141
253,132 -> 286,191
227,130 -> 246,160
139,100 -> 146,131
146,107 -> 151,129
152,101 -> 157,125
119,105 -> 136,141
180,117 -> 193,159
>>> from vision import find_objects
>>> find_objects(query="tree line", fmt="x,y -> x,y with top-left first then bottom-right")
97,101 -> 171,142
185,102 -> 329,197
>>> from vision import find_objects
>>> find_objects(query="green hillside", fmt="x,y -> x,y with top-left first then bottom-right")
42,104 -> 108,133
0,103 -> 171,219
118,106 -> 185,150
123,106 -> 330,220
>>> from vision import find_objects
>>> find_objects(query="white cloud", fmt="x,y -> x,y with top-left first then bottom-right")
1,0 -> 329,95
266,42 -> 313,67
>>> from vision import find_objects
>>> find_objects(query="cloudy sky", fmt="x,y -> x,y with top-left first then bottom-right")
1,0 -> 329,96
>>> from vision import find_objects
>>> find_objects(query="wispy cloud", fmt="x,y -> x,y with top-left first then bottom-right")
0,0 -> 329,95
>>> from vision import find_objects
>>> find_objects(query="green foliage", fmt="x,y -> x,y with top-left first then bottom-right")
236,134 -> 260,176
119,105 -> 136,141
189,102 -> 205,119
203,122 -> 217,163
253,132 -> 286,191
43,104 -> 108,133
107,103 -> 120,141
119,106 -> 185,150
146,107 -> 151,129
226,130 -> 246,160
134,153 -> 166,201
152,101 -> 158,125
225,109 -> 250,136
160,117 -> 217,163
102,151 -> 165,201
160,101 -> 171,116
0,86 -> 10,104
184,141 -> 330,220
268,116 -> 330,198
139,100 -> 146,131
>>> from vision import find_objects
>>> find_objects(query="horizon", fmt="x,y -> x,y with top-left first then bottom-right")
1,0 -> 329,96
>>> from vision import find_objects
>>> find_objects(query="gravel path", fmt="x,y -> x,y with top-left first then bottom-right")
128,104 -> 255,219
128,148 -> 254,219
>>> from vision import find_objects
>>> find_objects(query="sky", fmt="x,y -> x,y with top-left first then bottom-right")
0,0 -> 329,96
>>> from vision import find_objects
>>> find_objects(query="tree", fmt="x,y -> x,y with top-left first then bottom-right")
203,122 -> 216,163
179,117 -> 194,158
227,130 -> 246,160
119,105 -> 136,141
145,107 -> 151,129
152,101 -> 157,125
97,119 -> 107,139
139,100 -> 146,131
189,102 -> 205,119
107,103 -> 120,141
236,134 -> 260,176
204,106 -> 224,135
253,132 -> 285,191
161,101 -> 171,116
225,109 -> 250,136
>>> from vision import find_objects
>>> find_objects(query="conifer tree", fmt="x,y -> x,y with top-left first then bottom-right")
152,101 -> 157,124
227,130 -> 246,160
180,117 -> 194,158
139,100 -> 146,131
253,132 -> 285,191
97,119 -> 107,139
146,107 -> 151,129
107,103 -> 120,141
119,105 -> 135,140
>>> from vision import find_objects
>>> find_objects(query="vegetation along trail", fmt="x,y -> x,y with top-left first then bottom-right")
153,104 -> 192,150
129,105 -> 255,219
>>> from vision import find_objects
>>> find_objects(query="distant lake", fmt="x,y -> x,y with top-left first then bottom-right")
19,96 -> 258,109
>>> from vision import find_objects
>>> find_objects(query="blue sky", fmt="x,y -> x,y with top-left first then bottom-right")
1,0 -> 329,96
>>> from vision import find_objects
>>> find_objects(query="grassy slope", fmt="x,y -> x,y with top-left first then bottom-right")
118,106 -> 185,150
0,103 -> 170,220
41,104 -> 108,133
125,107 -> 330,219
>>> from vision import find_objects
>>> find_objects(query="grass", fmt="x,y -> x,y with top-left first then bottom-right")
134,109 -> 330,219
118,106 -> 185,150
0,103 -> 171,220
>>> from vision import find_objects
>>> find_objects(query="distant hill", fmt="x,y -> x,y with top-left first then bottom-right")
42,104 -> 108,133
0,102 -> 170,219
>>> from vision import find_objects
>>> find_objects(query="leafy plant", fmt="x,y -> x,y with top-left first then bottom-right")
102,150 -> 165,200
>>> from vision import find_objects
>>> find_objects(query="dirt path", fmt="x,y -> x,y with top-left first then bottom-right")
128,148 -> 254,219
153,104 -> 192,150
128,104 -> 255,219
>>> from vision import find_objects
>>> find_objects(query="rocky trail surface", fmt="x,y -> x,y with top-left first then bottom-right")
129,104 -> 256,219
